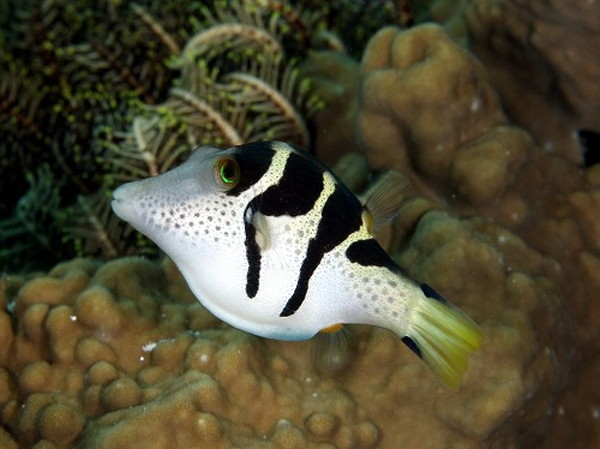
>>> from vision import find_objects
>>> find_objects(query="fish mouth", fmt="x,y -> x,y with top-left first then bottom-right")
110,196 -> 126,220
110,196 -> 123,212
110,184 -> 134,220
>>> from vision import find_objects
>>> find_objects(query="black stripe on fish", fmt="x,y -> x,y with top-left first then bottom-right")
255,151 -> 324,216
280,184 -> 363,317
345,238 -> 395,268
242,150 -> 326,297
244,209 -> 261,298
226,142 -> 276,197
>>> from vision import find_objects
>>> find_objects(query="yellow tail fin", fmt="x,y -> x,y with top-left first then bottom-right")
404,286 -> 482,390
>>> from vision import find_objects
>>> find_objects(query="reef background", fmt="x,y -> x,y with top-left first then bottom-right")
1,1 -> 599,448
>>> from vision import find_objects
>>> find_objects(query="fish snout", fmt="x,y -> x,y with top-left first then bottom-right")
111,181 -> 143,222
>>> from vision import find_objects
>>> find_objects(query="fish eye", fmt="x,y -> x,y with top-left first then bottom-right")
214,157 -> 240,189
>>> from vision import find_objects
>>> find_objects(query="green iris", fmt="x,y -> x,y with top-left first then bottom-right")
217,157 -> 240,186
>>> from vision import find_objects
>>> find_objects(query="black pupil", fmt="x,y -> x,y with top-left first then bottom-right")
222,160 -> 237,182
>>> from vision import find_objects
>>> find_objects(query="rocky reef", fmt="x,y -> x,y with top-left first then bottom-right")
429,0 -> 600,164
1,1 -> 599,448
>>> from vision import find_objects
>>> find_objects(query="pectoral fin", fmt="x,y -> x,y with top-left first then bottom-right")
361,170 -> 416,230
252,212 -> 271,251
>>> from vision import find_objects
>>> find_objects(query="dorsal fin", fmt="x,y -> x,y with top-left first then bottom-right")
362,170 -> 416,230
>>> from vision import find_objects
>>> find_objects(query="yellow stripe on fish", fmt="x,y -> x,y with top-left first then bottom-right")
112,141 -> 482,389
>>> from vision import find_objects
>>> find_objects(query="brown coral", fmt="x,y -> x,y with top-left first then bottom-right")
2,257 -> 391,448
430,0 -> 600,164
357,25 -> 524,204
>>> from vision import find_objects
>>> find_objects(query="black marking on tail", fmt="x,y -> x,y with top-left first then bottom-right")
420,283 -> 448,303
346,238 -> 395,268
401,336 -> 423,359
280,186 -> 362,317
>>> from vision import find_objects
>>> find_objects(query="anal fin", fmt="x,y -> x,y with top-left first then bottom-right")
311,325 -> 354,375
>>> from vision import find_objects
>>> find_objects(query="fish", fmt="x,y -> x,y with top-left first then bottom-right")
111,141 -> 482,389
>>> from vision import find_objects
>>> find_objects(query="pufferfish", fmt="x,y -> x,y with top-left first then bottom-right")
112,141 -> 482,389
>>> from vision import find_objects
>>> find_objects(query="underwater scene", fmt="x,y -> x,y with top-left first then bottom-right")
1,0 -> 599,448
